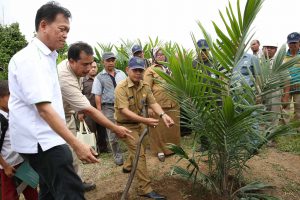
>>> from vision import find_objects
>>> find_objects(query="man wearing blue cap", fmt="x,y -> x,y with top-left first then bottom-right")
132,44 -> 151,68
282,32 -> 300,125
193,39 -> 218,152
114,57 -> 174,199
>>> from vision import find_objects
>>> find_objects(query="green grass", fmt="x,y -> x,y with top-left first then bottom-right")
282,182 -> 300,193
275,134 -> 300,154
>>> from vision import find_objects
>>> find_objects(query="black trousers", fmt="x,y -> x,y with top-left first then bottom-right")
21,144 -> 85,200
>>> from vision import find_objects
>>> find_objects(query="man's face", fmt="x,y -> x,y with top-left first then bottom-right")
200,49 -> 209,62
263,46 -> 277,59
250,40 -> 259,53
134,51 -> 144,59
103,58 -> 116,71
88,62 -> 98,77
69,51 -> 94,77
288,41 -> 300,52
126,67 -> 144,83
42,13 -> 70,51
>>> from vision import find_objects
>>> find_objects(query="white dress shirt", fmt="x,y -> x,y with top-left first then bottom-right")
8,38 -> 66,153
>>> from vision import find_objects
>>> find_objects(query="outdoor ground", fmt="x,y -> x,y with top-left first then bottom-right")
82,135 -> 300,200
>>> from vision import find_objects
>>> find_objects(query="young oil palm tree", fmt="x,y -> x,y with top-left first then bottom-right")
155,0 -> 300,199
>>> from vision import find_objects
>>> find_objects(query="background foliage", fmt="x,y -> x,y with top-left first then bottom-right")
0,23 -> 27,80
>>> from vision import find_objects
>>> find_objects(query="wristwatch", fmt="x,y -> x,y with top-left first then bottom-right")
159,112 -> 166,118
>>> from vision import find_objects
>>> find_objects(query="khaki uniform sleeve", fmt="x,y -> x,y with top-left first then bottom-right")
59,69 -> 90,112
115,85 -> 129,109
144,85 -> 156,105
143,67 -> 154,88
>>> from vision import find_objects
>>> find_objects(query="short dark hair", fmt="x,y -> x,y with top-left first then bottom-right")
35,1 -> 71,32
68,42 -> 94,61
0,80 -> 9,97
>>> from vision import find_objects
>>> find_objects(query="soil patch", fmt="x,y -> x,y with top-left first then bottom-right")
82,142 -> 300,199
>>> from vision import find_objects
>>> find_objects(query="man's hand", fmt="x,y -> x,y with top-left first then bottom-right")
4,165 -> 16,177
78,113 -> 85,121
162,114 -> 174,128
144,118 -> 159,127
73,141 -> 99,163
147,108 -> 155,117
113,125 -> 134,140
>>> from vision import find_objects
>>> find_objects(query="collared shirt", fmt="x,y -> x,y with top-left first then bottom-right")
8,38 -> 66,153
57,59 -> 91,124
92,68 -> 127,104
232,53 -> 259,87
82,75 -> 96,107
0,110 -> 23,169
285,49 -> 300,86
253,49 -> 264,59
114,77 -> 156,123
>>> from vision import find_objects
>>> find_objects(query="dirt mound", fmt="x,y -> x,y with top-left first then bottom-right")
83,147 -> 300,200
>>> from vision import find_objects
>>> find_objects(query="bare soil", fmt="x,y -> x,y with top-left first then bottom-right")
82,146 -> 300,200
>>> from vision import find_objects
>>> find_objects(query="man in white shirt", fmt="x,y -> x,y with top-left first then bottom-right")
8,2 -> 129,199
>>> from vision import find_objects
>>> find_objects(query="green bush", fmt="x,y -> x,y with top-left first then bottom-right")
0,23 -> 28,80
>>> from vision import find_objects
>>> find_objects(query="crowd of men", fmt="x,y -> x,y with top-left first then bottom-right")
0,1 -> 299,200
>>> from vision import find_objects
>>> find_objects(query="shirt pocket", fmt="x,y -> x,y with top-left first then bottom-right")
128,99 -> 136,113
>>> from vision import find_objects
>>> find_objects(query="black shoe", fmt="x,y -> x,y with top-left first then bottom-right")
122,168 -> 131,173
83,182 -> 96,192
140,191 -> 166,199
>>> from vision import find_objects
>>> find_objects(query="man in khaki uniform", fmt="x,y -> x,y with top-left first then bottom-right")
115,57 -> 174,199
58,42 -> 132,191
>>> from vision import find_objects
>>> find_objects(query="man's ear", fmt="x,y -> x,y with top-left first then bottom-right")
39,20 -> 48,32
125,67 -> 129,74
68,58 -> 75,66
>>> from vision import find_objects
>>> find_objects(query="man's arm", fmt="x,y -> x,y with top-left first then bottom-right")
36,102 -> 98,163
95,95 -> 102,111
119,107 -> 159,127
82,105 -> 133,139
149,103 -> 174,128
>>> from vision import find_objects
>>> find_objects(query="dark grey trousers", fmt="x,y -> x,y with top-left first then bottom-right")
21,144 -> 85,200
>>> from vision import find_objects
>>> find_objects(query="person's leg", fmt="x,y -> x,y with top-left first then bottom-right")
270,90 -> 282,127
281,94 -> 292,125
22,144 -> 85,200
1,169 -> 19,200
96,123 -> 109,153
293,94 -> 300,120
66,115 -> 83,180
22,185 -> 38,200
102,105 -> 123,165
